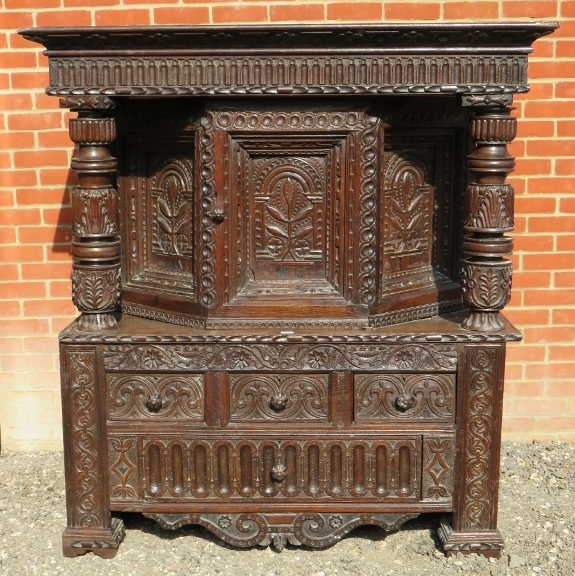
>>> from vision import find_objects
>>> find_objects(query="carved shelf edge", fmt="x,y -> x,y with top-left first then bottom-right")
144,511 -> 419,551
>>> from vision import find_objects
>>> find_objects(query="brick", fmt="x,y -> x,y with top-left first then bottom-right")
0,73 -> 9,90
503,309 -> 549,326
525,101 -> 575,119
270,4 -> 325,21
46,245 -> 72,261
0,264 -> 18,281
5,0 -> 60,6
0,152 -> 11,170
0,338 -> 23,354
513,271 -> 551,288
556,159 -> 575,175
443,1 -> 499,19
9,32 -> 40,50
326,2 -> 382,20
546,381 -> 575,396
19,226 -> 71,244
529,216 -> 575,233
514,158 -> 552,177
556,42 -> 575,59
95,9 -> 155,26
0,301 -> 20,317
14,150 -> 69,169
505,381 -> 546,397
24,299 -> 78,317
549,343 -> 575,360
556,272 -> 575,288
52,316 -> 77,333
0,131 -> 35,149
0,208 -> 41,226
0,319 -> 50,335
505,345 -> 546,362
507,140 -> 525,158
514,235 -> 554,252
0,93 -> 33,111
0,12 -> 34,28
0,245 -> 43,262
38,131 -> 74,149
384,2 -> 440,19
515,196 -> 556,213
560,197 -> 575,213
526,363 -> 575,380
0,282 -> 46,299
64,0 -> 117,5
515,82 -> 553,100
50,280 -> 72,298
553,308 -> 575,326
0,190 -> 14,207
0,227 -> 17,243
537,417 -> 575,432
43,207 -> 72,225
21,263 -> 73,280
1,354 -> 54,372
0,405 -> 63,427
8,112 -> 63,131
0,51 -> 38,69
153,7 -> 210,24
10,71 -> 50,90
39,169 -> 78,187
562,1 -> 575,16
501,418 -> 536,434
503,363 -> 523,381
514,398 -> 566,416
22,371 -> 62,390
0,390 -> 54,409
212,5 -> 269,23
502,0 -> 558,17
33,93 -> 61,111
16,187 -> 69,206
531,40 -> 555,59
529,61 -> 575,80
23,337 -> 59,354
557,235 -> 575,251
515,122 -> 554,139
523,326 -> 575,343
523,252 -> 575,270
528,177 -> 575,194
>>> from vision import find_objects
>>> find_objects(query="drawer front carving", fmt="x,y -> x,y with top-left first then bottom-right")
229,373 -> 329,423
106,373 -> 204,421
108,435 -> 424,502
354,373 -> 455,422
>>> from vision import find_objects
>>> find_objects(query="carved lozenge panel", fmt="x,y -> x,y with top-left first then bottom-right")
422,435 -> 455,502
102,343 -> 458,372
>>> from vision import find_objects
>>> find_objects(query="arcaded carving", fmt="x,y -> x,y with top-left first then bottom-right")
230,374 -> 329,422
354,374 -> 455,421
102,343 -> 458,372
107,373 -> 204,420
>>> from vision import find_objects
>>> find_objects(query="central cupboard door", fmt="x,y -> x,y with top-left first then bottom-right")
205,106 -> 381,323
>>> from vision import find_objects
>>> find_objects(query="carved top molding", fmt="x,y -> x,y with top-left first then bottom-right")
19,23 -> 557,53
19,23 -> 557,107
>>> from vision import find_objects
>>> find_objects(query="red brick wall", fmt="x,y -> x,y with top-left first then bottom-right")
0,1 -> 573,450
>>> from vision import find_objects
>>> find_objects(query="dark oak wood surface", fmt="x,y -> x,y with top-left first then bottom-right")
20,21 -> 556,559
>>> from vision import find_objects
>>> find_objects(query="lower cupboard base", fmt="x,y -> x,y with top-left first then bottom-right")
143,511 -> 421,550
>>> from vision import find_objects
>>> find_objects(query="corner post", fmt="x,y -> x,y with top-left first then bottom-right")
461,106 -> 516,331
68,106 -> 120,331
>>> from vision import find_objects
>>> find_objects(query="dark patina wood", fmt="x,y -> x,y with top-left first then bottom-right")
20,21 -> 557,559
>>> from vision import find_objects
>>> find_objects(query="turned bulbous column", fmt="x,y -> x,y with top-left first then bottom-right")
461,108 -> 516,332
69,113 -> 120,330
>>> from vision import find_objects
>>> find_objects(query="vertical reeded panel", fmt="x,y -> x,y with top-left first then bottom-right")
308,445 -> 320,494
194,445 -> 207,494
285,445 -> 297,494
149,445 -> 161,495
263,446 -> 275,494
171,445 -> 184,494
353,445 -> 366,493
240,445 -> 253,495
217,445 -> 230,494
331,445 -> 342,494
399,445 -> 411,494
375,445 -> 388,495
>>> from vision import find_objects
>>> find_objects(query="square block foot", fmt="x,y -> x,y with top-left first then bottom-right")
438,516 -> 504,558
62,518 -> 125,558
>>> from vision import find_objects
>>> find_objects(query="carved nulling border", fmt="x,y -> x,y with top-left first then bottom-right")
205,318 -> 368,330
121,304 -> 205,329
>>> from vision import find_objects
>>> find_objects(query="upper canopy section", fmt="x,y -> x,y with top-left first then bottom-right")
19,22 -> 558,109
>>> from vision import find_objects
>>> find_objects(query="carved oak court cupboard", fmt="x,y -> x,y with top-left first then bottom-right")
20,22 -> 557,558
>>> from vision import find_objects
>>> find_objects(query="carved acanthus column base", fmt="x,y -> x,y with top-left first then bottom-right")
68,113 -> 121,331
438,516 -> 504,559
62,518 -> 125,558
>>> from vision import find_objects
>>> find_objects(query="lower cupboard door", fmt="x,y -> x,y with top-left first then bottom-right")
107,435 -> 441,503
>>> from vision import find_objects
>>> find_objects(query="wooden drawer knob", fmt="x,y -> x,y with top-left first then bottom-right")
395,393 -> 416,412
269,392 -> 289,412
145,393 -> 163,412
270,463 -> 287,483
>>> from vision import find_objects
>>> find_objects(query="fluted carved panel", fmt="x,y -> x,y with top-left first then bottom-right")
469,116 -> 516,142
69,117 -> 116,144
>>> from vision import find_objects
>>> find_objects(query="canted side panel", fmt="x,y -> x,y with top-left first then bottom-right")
108,436 -> 422,503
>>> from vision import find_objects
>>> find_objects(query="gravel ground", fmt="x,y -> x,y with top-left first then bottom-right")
0,441 -> 573,576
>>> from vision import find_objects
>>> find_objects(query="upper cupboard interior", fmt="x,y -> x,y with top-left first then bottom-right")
115,96 -> 468,328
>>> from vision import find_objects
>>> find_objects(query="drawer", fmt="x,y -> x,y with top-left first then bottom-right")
108,435 -> 426,502
106,373 -> 205,422
229,373 -> 330,425
354,373 -> 455,423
